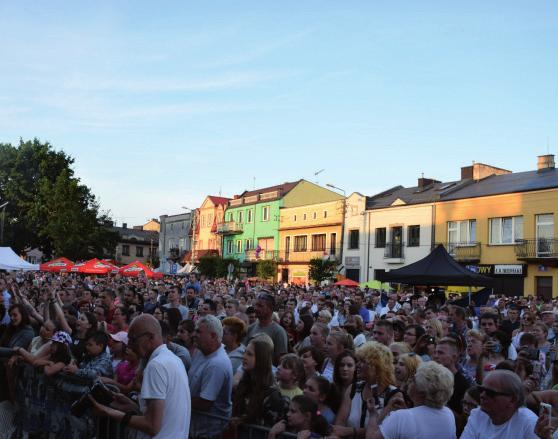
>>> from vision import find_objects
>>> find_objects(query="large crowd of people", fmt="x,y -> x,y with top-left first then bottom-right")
1,271 -> 558,438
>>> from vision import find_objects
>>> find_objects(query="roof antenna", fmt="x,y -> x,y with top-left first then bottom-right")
253,177 -> 256,190
219,186 -> 222,196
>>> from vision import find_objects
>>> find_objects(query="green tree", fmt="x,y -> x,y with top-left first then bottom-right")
308,257 -> 337,285
256,259 -> 277,281
196,256 -> 220,278
216,258 -> 240,278
0,138 -> 119,259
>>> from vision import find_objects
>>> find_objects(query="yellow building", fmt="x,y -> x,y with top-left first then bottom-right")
434,157 -> 558,298
192,195 -> 230,261
278,198 -> 344,284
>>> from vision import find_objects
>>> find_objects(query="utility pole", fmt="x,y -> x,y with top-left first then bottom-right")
0,201 -> 8,245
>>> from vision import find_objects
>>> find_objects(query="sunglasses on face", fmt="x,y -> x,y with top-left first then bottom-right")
478,386 -> 511,398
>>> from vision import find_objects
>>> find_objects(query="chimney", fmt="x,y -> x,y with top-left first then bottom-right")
537,154 -> 555,172
461,162 -> 512,180
122,223 -> 127,229
417,177 -> 440,188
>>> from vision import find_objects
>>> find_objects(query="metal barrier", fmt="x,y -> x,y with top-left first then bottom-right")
94,410 -> 298,439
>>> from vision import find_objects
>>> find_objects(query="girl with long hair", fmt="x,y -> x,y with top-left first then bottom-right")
269,395 -> 329,439
232,338 -> 285,426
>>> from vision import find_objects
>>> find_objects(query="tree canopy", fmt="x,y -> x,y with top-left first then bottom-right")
0,138 -> 119,260
308,257 -> 338,285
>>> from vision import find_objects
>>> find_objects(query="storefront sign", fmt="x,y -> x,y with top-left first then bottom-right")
345,256 -> 360,267
494,264 -> 524,275
466,264 -> 526,277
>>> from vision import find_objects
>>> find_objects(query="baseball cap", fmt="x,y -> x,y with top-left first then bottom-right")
51,331 -> 72,345
109,331 -> 129,345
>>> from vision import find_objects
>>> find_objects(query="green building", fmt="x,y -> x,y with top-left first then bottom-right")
217,180 -> 342,277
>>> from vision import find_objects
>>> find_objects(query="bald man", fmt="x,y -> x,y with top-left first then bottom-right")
461,369 -> 538,439
90,314 -> 191,438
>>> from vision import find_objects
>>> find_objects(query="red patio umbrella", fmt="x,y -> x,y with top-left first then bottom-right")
334,279 -> 360,287
70,258 -> 114,275
40,257 -> 74,272
119,261 -> 163,279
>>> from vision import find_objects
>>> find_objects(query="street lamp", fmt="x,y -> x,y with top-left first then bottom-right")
326,183 -> 346,196
0,201 -> 8,245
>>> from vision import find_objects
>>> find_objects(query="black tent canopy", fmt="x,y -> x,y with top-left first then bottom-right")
378,244 -> 494,287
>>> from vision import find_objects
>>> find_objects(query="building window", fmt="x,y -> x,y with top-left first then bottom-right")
312,234 -> 326,251
238,211 -> 243,223
236,240 -> 243,253
247,209 -> 253,223
201,215 -> 205,227
246,239 -> 253,250
348,229 -> 360,249
294,235 -> 308,252
170,223 -> 174,231
489,216 -> 523,244
375,228 -> 386,248
262,206 -> 270,221
136,246 -> 144,257
324,210 -> 328,219
313,212 -> 317,220
178,238 -> 185,250
227,240 -> 233,254
122,245 -> 130,256
303,213 -> 307,220
330,233 -> 337,255
448,219 -> 477,244
407,225 -> 420,247
293,214 -> 297,222
227,213 -> 233,222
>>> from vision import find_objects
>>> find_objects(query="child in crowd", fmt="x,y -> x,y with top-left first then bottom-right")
15,330 -> 72,377
268,395 -> 329,439
276,354 -> 305,399
303,376 -> 336,425
64,331 -> 113,380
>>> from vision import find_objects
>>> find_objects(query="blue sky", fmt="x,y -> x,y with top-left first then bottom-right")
1,1 -> 557,225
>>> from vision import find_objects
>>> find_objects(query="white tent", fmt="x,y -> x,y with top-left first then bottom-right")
0,247 -> 40,271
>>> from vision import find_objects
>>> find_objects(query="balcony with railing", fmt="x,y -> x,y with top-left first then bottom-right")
280,249 -> 341,263
442,242 -> 481,262
216,221 -> 243,235
384,242 -> 404,263
515,238 -> 558,261
245,249 -> 280,261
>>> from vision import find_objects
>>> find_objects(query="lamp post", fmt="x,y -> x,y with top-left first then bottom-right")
0,201 -> 8,245
326,184 -> 347,278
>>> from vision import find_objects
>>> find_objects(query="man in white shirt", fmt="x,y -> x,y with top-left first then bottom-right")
90,314 -> 191,439
379,294 -> 401,317
461,369 -> 538,439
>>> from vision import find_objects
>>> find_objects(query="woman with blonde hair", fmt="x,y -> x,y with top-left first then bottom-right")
462,329 -> 486,384
389,342 -> 411,365
366,362 -> 456,438
394,353 -> 422,392
333,342 -> 401,438
424,318 -> 444,340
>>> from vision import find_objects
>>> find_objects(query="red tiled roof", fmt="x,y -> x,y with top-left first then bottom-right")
207,196 -> 230,206
239,180 -> 301,198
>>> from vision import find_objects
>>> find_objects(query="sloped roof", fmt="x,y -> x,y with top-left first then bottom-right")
207,196 -> 230,206
442,168 -> 558,201
366,167 -> 558,209
239,180 -> 301,198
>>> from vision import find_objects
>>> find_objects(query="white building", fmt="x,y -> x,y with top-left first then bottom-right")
342,178 -> 442,282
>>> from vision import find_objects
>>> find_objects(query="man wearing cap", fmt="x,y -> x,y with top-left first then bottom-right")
244,292 -> 288,365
